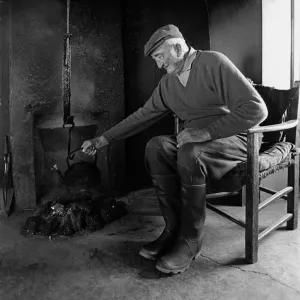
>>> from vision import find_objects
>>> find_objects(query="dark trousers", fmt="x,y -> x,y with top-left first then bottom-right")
145,134 -> 249,186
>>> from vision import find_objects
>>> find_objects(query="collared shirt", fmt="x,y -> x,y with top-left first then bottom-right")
176,47 -> 197,87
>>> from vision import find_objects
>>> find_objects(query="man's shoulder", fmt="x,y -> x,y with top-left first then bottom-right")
195,50 -> 231,66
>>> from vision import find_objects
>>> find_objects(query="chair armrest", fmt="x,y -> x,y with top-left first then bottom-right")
247,120 -> 298,134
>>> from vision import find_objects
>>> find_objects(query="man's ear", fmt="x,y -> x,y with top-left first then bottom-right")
174,43 -> 182,57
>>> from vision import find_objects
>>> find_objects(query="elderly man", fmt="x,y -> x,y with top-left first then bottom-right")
82,24 -> 268,274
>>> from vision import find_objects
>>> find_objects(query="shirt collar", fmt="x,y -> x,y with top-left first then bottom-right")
175,47 -> 197,86
177,46 -> 197,76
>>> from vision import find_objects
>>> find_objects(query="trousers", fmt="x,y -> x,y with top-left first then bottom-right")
145,134 -> 249,186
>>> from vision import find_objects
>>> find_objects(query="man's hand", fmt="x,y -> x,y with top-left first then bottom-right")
81,136 -> 109,155
176,128 -> 211,148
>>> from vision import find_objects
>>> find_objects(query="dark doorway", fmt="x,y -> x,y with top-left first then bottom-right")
121,0 -> 211,191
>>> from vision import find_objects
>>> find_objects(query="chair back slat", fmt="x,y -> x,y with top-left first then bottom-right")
286,81 -> 300,145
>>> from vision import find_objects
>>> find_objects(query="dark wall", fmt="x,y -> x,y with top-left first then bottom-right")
10,0 -> 125,208
122,0 -> 210,191
207,0 -> 262,83
0,1 -> 10,186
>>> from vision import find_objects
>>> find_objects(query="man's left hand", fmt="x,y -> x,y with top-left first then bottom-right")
176,128 -> 211,148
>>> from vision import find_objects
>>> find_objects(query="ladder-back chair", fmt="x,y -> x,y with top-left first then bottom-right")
173,81 -> 300,263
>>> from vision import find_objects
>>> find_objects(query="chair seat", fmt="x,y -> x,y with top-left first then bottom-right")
210,142 -> 300,192
259,142 -> 297,171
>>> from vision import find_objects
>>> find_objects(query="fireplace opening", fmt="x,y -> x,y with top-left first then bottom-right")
21,141 -> 128,238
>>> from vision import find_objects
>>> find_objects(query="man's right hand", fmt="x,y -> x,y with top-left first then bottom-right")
81,136 -> 109,155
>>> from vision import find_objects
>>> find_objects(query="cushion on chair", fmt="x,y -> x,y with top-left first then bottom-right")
213,142 -> 297,192
258,141 -> 295,171
254,85 -> 298,142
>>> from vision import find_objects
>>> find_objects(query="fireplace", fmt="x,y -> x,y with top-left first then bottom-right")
8,0 -> 126,210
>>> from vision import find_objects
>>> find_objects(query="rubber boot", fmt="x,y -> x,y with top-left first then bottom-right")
139,174 -> 181,260
156,183 -> 206,274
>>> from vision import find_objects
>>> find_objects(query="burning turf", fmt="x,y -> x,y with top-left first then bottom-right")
21,190 -> 128,238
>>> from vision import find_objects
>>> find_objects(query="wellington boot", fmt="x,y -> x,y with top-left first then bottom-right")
139,174 -> 181,260
156,183 -> 206,273
156,236 -> 202,274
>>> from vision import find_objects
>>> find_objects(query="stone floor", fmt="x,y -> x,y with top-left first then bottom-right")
0,188 -> 300,300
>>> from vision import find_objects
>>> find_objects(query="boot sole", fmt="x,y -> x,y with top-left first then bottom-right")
139,249 -> 157,261
155,252 -> 201,274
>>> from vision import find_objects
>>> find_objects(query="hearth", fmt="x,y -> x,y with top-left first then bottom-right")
21,147 -> 128,238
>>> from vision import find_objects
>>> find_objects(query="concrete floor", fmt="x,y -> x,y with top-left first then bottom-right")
0,188 -> 300,300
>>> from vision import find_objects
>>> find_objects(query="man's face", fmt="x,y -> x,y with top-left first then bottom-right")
151,42 -> 183,75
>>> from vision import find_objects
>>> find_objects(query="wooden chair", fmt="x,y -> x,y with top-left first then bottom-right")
173,81 -> 300,263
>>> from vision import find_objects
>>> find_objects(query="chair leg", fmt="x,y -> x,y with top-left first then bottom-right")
287,157 -> 299,230
245,133 -> 260,264
245,180 -> 259,264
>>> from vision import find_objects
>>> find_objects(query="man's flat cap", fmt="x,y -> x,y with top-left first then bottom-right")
144,24 -> 183,57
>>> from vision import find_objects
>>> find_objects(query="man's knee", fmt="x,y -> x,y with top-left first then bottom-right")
177,143 -> 207,185
145,136 -> 164,152
145,136 -> 177,175
145,136 -> 174,159
145,136 -> 164,164
177,143 -> 201,168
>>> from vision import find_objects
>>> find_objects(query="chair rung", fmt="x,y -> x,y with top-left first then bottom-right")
258,186 -> 293,211
259,186 -> 288,200
207,202 -> 245,228
258,213 -> 293,241
207,191 -> 239,199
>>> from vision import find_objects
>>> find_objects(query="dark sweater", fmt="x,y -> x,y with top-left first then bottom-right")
102,51 -> 268,142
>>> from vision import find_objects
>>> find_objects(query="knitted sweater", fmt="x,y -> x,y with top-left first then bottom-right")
102,51 -> 268,142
